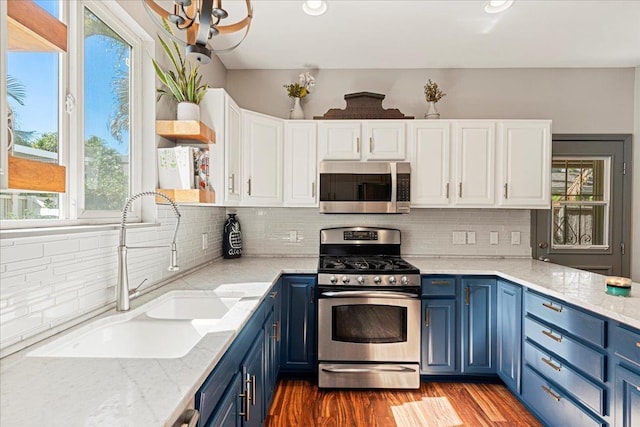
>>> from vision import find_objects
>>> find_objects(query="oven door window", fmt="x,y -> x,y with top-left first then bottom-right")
332,304 -> 407,343
320,174 -> 391,201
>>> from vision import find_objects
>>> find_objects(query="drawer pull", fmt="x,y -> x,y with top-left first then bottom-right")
636,342 -> 640,348
541,357 -> 561,372
431,280 -> 450,286
542,329 -> 562,343
542,302 -> 563,313
541,385 -> 561,402
465,287 -> 470,305
424,308 -> 430,327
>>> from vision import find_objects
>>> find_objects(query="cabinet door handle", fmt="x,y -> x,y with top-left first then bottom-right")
458,182 -> 463,198
238,389 -> 249,420
445,183 -> 449,199
424,308 -> 430,327
504,183 -> 508,199
251,374 -> 256,406
636,341 -> 640,348
356,137 -> 360,153
247,178 -> 252,196
542,329 -> 562,343
541,385 -> 561,402
464,287 -> 470,305
228,174 -> 235,192
312,182 -> 316,198
274,320 -> 280,342
542,302 -> 563,313
270,291 -> 278,299
431,280 -> 450,286
309,287 -> 315,304
369,137 -> 373,153
541,357 -> 561,372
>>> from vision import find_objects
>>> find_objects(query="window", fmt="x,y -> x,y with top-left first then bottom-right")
1,0 -> 151,227
551,158 -> 610,249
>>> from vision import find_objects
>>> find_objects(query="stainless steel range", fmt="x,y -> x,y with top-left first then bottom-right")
317,227 -> 421,389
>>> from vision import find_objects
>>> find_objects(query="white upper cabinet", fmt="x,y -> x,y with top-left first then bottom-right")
497,121 -> 551,208
242,110 -> 283,206
453,121 -> 496,207
408,121 -> 452,206
284,121 -> 317,206
364,121 -> 406,160
200,88 -> 242,205
318,120 -> 405,161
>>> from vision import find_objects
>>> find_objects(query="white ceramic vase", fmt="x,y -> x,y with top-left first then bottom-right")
289,97 -> 304,119
425,101 -> 440,119
177,101 -> 200,121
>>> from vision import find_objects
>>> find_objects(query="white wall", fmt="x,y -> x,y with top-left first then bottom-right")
233,208 -> 531,258
633,66 -> 640,282
0,206 -> 226,356
226,68 -> 635,133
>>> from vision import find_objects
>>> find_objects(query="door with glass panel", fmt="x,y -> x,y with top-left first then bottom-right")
532,135 -> 631,277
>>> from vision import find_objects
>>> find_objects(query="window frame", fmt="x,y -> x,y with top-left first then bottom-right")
550,155 -> 612,250
0,0 -> 155,230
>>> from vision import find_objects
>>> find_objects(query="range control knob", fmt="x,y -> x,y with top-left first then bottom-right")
330,275 -> 337,284
357,276 -> 365,284
374,276 -> 382,284
401,276 -> 409,285
389,276 -> 397,284
342,276 -> 350,284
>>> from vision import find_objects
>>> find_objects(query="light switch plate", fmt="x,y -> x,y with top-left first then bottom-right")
511,231 -> 521,245
453,231 -> 466,245
490,231 -> 499,245
467,231 -> 476,244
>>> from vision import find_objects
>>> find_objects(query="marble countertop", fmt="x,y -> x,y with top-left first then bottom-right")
1,257 -> 638,427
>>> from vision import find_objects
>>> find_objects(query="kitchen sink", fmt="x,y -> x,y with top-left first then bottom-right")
145,295 -> 241,320
27,289 -> 263,359
28,318 -> 205,359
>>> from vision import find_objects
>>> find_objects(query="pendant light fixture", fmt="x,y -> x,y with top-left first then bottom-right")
484,0 -> 514,14
303,0 -> 327,16
143,0 -> 253,64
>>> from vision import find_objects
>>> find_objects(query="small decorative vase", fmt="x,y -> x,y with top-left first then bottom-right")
289,97 -> 304,119
425,101 -> 440,119
177,101 -> 200,121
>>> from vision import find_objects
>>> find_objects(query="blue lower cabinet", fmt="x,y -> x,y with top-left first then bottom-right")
421,299 -> 457,374
496,280 -> 522,393
241,332 -> 265,427
205,373 -> 241,427
614,365 -> 640,427
280,275 -> 317,373
461,278 -> 497,374
522,365 -> 606,427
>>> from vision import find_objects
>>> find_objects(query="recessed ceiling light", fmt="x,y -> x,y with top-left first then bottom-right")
484,0 -> 514,14
303,0 -> 328,16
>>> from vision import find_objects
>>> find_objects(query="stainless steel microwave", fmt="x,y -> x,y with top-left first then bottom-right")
319,161 -> 411,213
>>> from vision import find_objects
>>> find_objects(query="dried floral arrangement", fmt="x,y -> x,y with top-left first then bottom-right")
424,79 -> 446,103
284,72 -> 316,99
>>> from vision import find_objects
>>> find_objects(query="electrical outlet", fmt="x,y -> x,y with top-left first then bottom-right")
289,230 -> 298,243
202,233 -> 208,250
490,231 -> 499,245
467,231 -> 476,245
452,231 -> 466,245
511,231 -> 521,245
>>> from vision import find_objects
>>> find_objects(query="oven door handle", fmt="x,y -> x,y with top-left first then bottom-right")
320,291 -> 417,299
322,366 -> 417,373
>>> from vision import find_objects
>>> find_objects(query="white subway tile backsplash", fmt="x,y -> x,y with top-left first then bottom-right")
1,244 -> 44,264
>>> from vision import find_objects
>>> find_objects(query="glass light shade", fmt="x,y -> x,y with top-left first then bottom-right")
484,0 -> 514,14
303,0 -> 328,16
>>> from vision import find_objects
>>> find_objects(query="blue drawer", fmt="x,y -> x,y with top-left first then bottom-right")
525,291 -> 606,348
524,340 -> 605,416
421,276 -> 456,297
522,365 -> 605,427
524,316 -> 606,382
613,324 -> 640,369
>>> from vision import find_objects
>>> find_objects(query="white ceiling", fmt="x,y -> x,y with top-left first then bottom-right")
216,0 -> 640,70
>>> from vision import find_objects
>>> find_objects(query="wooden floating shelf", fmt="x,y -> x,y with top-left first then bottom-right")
8,155 -> 66,193
155,188 -> 216,204
8,0 -> 67,52
156,120 -> 216,143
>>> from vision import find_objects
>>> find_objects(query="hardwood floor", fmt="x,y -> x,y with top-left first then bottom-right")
265,378 -> 542,427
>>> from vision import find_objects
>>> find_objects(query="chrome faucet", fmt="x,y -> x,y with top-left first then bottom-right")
116,191 -> 181,311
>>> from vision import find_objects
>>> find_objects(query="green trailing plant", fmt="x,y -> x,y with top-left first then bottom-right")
151,30 -> 208,105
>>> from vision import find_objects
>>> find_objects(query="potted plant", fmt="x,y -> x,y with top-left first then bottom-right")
283,72 -> 316,119
423,79 -> 446,119
152,33 -> 208,121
